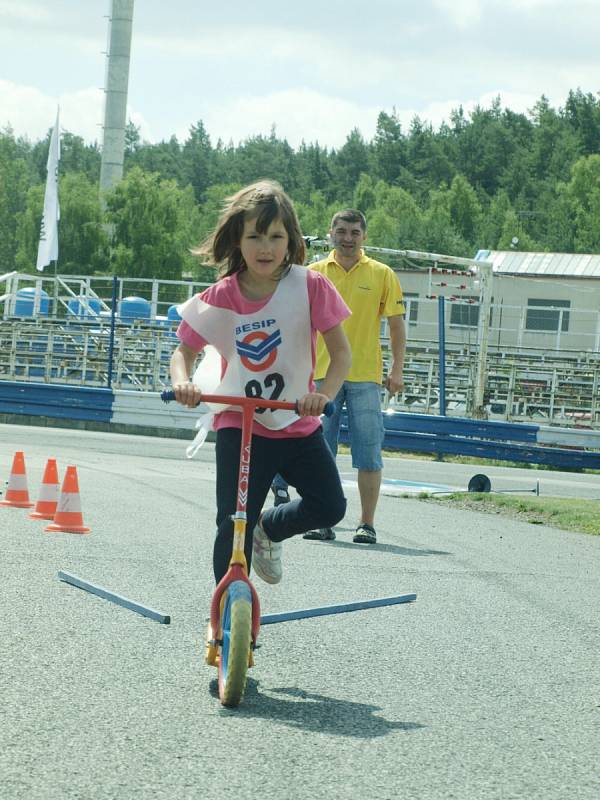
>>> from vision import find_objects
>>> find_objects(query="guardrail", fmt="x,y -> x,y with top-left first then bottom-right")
1,380 -> 599,470
0,381 -> 114,422
340,412 -> 600,470
3,317 -> 600,428
0,381 -> 201,432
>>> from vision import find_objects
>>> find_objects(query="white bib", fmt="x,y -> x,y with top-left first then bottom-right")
179,264 -> 313,431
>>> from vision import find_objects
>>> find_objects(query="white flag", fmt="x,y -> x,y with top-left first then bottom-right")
36,109 -> 61,271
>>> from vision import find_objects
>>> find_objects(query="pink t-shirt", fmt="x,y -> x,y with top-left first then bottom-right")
176,269 -> 350,438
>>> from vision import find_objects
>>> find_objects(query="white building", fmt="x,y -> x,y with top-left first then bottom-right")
395,250 -> 600,355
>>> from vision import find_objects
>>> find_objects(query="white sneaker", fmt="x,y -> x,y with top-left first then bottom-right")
252,519 -> 282,584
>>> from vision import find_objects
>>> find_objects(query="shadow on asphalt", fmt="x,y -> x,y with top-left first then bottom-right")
305,539 -> 451,557
211,681 -> 424,736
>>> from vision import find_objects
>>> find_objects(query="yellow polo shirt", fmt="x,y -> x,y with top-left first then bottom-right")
311,250 -> 405,383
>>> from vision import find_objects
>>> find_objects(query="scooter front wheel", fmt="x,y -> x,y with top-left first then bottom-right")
218,580 -> 253,707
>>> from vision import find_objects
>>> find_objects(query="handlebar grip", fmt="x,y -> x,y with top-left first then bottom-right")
322,400 -> 335,417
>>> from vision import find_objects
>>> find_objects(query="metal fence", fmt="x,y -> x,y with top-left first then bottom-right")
1,269 -> 599,429
2,316 -> 599,429
385,344 -> 600,428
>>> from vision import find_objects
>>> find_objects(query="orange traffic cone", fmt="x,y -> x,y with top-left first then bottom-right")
1,451 -> 34,508
29,458 -> 61,520
45,465 -> 90,534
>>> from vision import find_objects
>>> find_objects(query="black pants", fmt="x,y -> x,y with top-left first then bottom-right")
214,427 -> 346,582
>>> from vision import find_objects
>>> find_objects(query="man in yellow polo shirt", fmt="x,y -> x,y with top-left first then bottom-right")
279,208 -> 405,543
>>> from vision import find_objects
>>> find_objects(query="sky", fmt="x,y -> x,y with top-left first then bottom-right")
1,0 -> 599,150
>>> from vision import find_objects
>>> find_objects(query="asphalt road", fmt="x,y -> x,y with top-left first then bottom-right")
1,424 -> 599,800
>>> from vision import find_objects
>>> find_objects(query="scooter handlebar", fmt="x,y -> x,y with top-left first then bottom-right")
160,390 -> 334,417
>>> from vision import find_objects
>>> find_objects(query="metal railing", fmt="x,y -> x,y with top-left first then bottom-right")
2,270 -> 599,429
384,345 -> 600,427
2,317 -> 599,428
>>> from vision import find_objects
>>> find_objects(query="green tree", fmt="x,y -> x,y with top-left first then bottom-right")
573,189 -> 600,252
55,173 -> 108,273
124,121 -> 141,155
564,88 -> 600,156
479,190 -> 514,249
15,173 -> 108,274
60,132 -> 101,182
567,153 -> 600,209
196,182 -> 242,243
353,173 -> 377,214
127,136 -> 184,184
371,110 -> 406,184
14,185 -> 44,271
30,128 -> 101,184
447,174 -> 483,245
368,182 -> 423,250
105,167 -> 202,281
231,129 -> 296,190
420,212 -> 469,256
182,121 -> 214,203
541,185 -> 576,252
406,117 -> 455,198
329,128 -> 370,201
294,142 -> 332,203
529,96 -> 580,184
453,98 -> 524,198
7,89 -> 600,263
295,190 -> 337,239
566,154 -> 600,252
0,129 -> 31,270
497,209 -> 541,251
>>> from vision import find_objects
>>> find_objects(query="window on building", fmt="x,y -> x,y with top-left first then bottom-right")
449,296 -> 479,328
526,299 -> 570,332
403,292 -> 419,325
380,293 -> 418,336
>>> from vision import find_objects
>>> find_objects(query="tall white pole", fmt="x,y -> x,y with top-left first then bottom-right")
100,0 -> 135,194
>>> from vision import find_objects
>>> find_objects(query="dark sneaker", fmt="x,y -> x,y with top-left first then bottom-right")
272,486 -> 291,507
302,527 -> 336,541
353,524 -> 376,544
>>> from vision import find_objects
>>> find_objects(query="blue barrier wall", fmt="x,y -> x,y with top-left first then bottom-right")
1,380 -> 599,469
0,381 -> 199,431
339,411 -> 600,470
0,381 -> 113,422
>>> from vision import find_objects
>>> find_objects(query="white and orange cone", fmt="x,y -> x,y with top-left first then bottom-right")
29,458 -> 61,520
45,465 -> 90,534
1,451 -> 34,508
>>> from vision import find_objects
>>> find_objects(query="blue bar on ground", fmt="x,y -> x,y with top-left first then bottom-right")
260,593 -> 417,625
382,478 -> 455,490
58,571 -> 171,624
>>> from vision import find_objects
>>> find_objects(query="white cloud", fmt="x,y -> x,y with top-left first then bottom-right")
504,0 -> 596,8
0,1 -> 49,23
433,0 -> 483,28
136,28 -> 402,92
137,29 -> 310,59
0,80 -> 59,140
435,0 -> 597,27
0,77 -> 575,153
386,89 -> 561,135
0,80 -> 151,146
196,88 -> 381,149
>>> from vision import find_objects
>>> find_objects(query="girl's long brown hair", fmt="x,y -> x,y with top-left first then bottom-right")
194,180 -> 306,279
